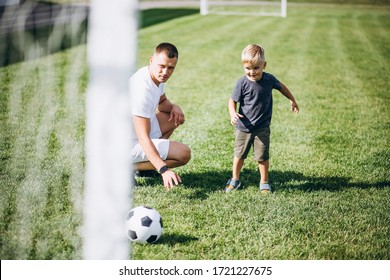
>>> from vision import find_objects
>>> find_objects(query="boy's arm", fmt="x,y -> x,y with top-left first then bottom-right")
279,82 -> 299,113
228,98 -> 243,126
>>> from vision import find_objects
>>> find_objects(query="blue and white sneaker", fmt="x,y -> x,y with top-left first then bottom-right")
260,183 -> 271,194
224,178 -> 241,193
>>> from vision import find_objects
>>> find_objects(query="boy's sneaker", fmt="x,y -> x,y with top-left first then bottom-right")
260,183 -> 271,194
224,179 -> 241,193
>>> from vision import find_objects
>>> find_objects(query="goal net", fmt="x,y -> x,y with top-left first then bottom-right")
200,0 -> 287,17
0,0 -> 136,260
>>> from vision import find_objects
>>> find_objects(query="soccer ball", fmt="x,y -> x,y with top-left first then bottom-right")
125,206 -> 163,244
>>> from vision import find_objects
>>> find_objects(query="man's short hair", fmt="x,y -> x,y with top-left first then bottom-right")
155,42 -> 179,59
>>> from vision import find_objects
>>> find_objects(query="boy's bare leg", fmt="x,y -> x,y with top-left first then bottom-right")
232,156 -> 244,180
258,160 -> 269,183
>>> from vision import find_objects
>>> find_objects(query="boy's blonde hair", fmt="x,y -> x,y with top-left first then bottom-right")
241,44 -> 265,65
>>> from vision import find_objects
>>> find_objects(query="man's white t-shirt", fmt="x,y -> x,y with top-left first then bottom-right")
129,66 -> 165,145
129,66 -> 169,163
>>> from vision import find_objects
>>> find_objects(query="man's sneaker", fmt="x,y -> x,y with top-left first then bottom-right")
260,183 -> 271,194
135,170 -> 160,178
224,179 -> 241,193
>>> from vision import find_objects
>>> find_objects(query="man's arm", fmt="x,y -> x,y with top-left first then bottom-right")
158,94 -> 185,126
157,94 -> 173,113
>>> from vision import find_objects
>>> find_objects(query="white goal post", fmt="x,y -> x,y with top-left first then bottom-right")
200,0 -> 287,17
83,0 -> 137,259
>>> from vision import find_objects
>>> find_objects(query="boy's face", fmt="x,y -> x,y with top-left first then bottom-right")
243,61 -> 266,81
149,52 -> 178,86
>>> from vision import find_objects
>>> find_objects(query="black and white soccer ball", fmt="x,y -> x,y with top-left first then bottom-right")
126,206 -> 163,244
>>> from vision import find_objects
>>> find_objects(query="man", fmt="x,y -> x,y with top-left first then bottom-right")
129,42 -> 191,191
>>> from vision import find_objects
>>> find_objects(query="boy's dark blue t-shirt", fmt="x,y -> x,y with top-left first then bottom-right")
231,72 -> 281,132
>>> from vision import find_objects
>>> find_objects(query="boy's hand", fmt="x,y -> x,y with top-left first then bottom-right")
291,101 -> 299,113
230,113 -> 243,125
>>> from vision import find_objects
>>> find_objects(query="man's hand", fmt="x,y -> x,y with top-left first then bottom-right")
162,170 -> 182,191
169,104 -> 185,127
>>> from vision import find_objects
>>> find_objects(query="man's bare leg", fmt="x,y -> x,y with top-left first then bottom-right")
134,141 -> 191,171
156,111 -> 177,139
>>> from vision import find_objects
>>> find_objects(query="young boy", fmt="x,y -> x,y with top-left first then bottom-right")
225,44 -> 299,194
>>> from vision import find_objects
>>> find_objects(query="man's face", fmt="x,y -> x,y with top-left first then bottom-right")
149,52 -> 178,86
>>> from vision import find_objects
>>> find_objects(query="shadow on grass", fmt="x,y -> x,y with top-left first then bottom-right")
137,169 -> 389,200
268,170 -> 389,193
158,232 -> 198,245
140,8 -> 199,29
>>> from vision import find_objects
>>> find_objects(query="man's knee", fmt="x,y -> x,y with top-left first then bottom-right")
181,144 -> 191,164
168,141 -> 191,166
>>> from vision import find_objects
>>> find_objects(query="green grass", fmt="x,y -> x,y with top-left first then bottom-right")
1,3 -> 389,260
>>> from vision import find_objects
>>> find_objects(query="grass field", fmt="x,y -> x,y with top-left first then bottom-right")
1,3 -> 389,260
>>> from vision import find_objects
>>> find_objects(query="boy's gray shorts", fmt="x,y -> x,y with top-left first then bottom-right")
234,127 -> 270,161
